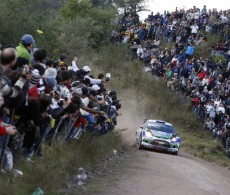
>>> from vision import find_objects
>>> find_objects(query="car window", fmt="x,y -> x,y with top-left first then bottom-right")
147,122 -> 175,134
141,121 -> 147,129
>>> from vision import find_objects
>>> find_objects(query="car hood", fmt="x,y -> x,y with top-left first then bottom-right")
151,130 -> 172,139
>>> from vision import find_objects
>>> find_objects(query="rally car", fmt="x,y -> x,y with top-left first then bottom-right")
135,119 -> 180,155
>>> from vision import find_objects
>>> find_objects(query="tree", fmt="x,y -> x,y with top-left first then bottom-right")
61,0 -> 116,48
0,0 -> 63,55
114,0 -> 149,15
92,0 -> 114,7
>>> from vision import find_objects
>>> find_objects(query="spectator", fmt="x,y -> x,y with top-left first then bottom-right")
0,47 -> 28,98
16,34 -> 35,65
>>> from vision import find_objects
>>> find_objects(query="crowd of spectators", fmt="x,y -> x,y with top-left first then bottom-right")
112,6 -> 230,156
0,34 -> 121,171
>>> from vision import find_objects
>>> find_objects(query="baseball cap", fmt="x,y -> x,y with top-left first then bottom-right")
92,84 -> 100,91
73,88 -> 82,96
82,66 -> 91,72
45,68 -> 57,79
21,34 -> 35,44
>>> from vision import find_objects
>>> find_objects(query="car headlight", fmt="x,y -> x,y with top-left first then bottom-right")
171,137 -> 177,142
145,130 -> 153,137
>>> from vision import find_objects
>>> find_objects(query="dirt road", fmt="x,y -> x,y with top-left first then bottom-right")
102,97 -> 230,195
104,147 -> 230,195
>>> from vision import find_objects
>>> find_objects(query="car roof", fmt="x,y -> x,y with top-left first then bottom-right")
146,119 -> 173,127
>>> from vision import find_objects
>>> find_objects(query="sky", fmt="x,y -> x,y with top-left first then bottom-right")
139,0 -> 230,21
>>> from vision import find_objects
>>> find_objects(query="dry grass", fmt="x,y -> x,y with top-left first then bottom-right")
0,133 -> 120,195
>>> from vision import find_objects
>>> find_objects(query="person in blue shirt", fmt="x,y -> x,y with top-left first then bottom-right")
185,43 -> 195,58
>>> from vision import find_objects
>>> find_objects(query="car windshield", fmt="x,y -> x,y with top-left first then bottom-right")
147,122 -> 175,134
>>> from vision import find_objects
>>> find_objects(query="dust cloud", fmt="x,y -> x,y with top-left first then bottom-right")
116,90 -> 146,146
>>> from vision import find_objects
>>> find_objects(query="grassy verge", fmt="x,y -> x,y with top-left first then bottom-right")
0,133 -> 120,195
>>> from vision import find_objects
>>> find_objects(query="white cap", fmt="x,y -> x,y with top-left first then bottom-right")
92,84 -> 100,91
45,68 -> 57,79
73,88 -> 82,96
82,66 -> 91,72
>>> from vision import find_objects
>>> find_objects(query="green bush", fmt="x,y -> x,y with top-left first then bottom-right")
213,54 -> 228,67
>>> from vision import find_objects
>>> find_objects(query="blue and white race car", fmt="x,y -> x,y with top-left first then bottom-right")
135,119 -> 180,155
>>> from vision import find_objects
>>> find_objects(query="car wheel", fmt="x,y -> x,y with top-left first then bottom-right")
138,134 -> 143,150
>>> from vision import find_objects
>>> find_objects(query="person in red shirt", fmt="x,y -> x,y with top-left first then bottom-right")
198,69 -> 206,79
0,92 -> 17,136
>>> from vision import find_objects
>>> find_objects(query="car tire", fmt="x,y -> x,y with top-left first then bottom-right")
138,134 -> 143,150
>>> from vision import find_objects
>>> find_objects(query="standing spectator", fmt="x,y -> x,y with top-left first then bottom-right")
201,5 -> 207,14
136,45 -> 144,60
16,34 -> 35,65
0,47 -> 28,98
71,56 -> 79,73
190,23 -> 199,36
31,48 -> 47,68
185,43 -> 195,58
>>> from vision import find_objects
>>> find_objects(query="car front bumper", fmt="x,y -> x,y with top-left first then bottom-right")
141,139 -> 179,152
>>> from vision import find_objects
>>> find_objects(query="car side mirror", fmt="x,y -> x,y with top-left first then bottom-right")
140,126 -> 143,129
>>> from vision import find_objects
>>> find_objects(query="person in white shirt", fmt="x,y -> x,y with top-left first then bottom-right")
220,15 -> 228,23
217,103 -> 225,114
203,117 -> 215,131
227,60 -> 230,71
71,56 -> 79,72
191,23 -> 199,34
186,12 -> 193,20
201,75 -> 209,86
205,101 -> 213,116
209,103 -> 216,121
136,45 -> 144,59
205,25 -> 211,33
194,9 -> 200,20
214,96 -> 221,108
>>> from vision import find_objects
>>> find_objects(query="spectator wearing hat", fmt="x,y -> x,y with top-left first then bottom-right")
28,69 -> 40,99
16,34 -> 35,65
91,84 -> 101,92
76,66 -> 91,80
82,66 -> 105,85
39,68 -> 57,94
72,87 -> 105,122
